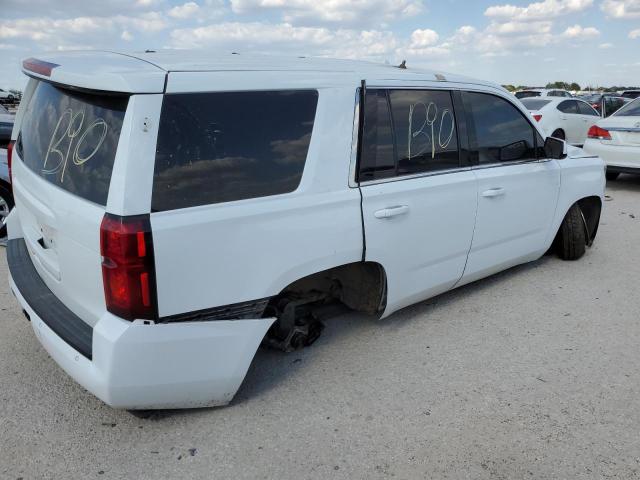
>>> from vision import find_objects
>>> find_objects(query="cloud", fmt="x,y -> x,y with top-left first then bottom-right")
170,22 -> 400,60
168,2 -> 201,19
485,0 -> 594,21
601,0 -> 640,18
599,42 -> 614,48
562,24 -> 600,38
229,0 -> 424,26
409,29 -> 439,48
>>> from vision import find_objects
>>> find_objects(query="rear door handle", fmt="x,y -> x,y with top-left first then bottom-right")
374,205 -> 410,219
481,187 -> 506,198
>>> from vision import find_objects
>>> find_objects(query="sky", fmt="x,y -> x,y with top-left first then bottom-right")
0,0 -> 639,90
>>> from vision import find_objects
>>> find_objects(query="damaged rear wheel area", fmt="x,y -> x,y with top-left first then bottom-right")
261,262 -> 387,352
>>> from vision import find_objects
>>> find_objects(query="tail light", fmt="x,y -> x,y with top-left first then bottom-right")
7,139 -> 14,185
100,213 -> 158,321
533,114 -> 542,122
587,125 -> 611,140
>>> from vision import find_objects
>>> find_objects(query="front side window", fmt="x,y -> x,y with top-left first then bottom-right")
462,91 -> 536,165
18,81 -> 128,205
152,90 -> 318,211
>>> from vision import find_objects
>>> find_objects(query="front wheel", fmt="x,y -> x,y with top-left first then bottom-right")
551,129 -> 565,141
0,184 -> 14,238
606,171 -> 620,181
555,204 -> 586,261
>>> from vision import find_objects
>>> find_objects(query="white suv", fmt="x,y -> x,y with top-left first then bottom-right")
6,51 -> 605,410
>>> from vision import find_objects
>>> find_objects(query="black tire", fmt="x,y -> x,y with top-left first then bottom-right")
555,204 -> 586,261
551,129 -> 565,140
606,171 -> 620,181
0,184 -> 14,239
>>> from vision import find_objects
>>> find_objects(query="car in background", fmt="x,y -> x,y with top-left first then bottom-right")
0,89 -> 17,104
520,97 -> 600,146
0,148 -> 13,238
0,104 -> 14,146
515,89 -> 573,99
621,90 -> 640,100
581,93 -> 628,117
583,98 -> 640,180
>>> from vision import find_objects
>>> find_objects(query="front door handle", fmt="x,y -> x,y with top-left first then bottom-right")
374,205 -> 410,219
481,187 -> 506,198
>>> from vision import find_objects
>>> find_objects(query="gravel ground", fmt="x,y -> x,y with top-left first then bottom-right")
2,178 -> 640,480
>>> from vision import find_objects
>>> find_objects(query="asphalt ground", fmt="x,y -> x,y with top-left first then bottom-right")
1,177 -> 640,479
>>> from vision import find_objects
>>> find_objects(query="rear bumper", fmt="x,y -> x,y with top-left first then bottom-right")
7,239 -> 275,409
583,140 -> 640,170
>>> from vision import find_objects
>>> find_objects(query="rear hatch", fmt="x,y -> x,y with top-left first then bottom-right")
12,81 -> 131,327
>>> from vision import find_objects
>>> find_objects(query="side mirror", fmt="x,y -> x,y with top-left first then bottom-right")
544,136 -> 567,160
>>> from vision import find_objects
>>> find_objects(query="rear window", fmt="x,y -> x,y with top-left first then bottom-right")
520,99 -> 551,110
515,91 -> 541,99
614,98 -> 640,117
152,90 -> 318,211
18,81 -> 128,205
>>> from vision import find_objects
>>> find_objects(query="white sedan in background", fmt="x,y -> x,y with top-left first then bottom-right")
520,97 -> 601,146
583,98 -> 640,180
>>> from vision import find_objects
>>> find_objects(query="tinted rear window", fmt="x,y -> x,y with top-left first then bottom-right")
18,81 -> 128,205
152,90 -> 318,211
520,99 -> 551,110
515,91 -> 541,99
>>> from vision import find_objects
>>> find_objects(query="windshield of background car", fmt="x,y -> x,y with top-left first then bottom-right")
18,80 -> 128,205
520,99 -> 551,110
614,98 -> 640,117
515,91 -> 541,99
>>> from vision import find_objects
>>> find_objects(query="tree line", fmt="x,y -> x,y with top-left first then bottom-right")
502,82 -> 640,92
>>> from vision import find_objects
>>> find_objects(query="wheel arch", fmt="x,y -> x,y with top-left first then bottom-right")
264,261 -> 388,318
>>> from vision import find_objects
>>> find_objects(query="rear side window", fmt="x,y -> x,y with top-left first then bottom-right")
577,101 -> 599,116
359,90 -> 396,181
18,81 -> 128,205
558,100 -> 578,114
462,91 -> 536,164
359,89 -> 459,181
152,90 -> 318,211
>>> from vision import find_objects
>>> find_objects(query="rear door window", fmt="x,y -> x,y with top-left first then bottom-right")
461,91 -> 536,165
389,90 -> 459,175
18,81 -> 128,206
577,101 -> 599,116
558,100 -> 579,114
152,90 -> 318,211
358,88 -> 459,181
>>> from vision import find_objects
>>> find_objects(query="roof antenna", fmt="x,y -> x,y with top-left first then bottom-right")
397,60 -> 407,69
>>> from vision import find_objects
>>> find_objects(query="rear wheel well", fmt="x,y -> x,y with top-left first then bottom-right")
265,262 -> 387,317
262,262 -> 387,350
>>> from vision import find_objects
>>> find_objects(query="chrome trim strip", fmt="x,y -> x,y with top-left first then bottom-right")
359,166 -> 472,186
606,127 -> 640,133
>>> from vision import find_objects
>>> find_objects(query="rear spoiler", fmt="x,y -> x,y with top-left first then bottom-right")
20,52 -> 166,94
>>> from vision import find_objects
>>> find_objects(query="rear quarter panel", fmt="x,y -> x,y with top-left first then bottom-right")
150,86 -> 363,317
